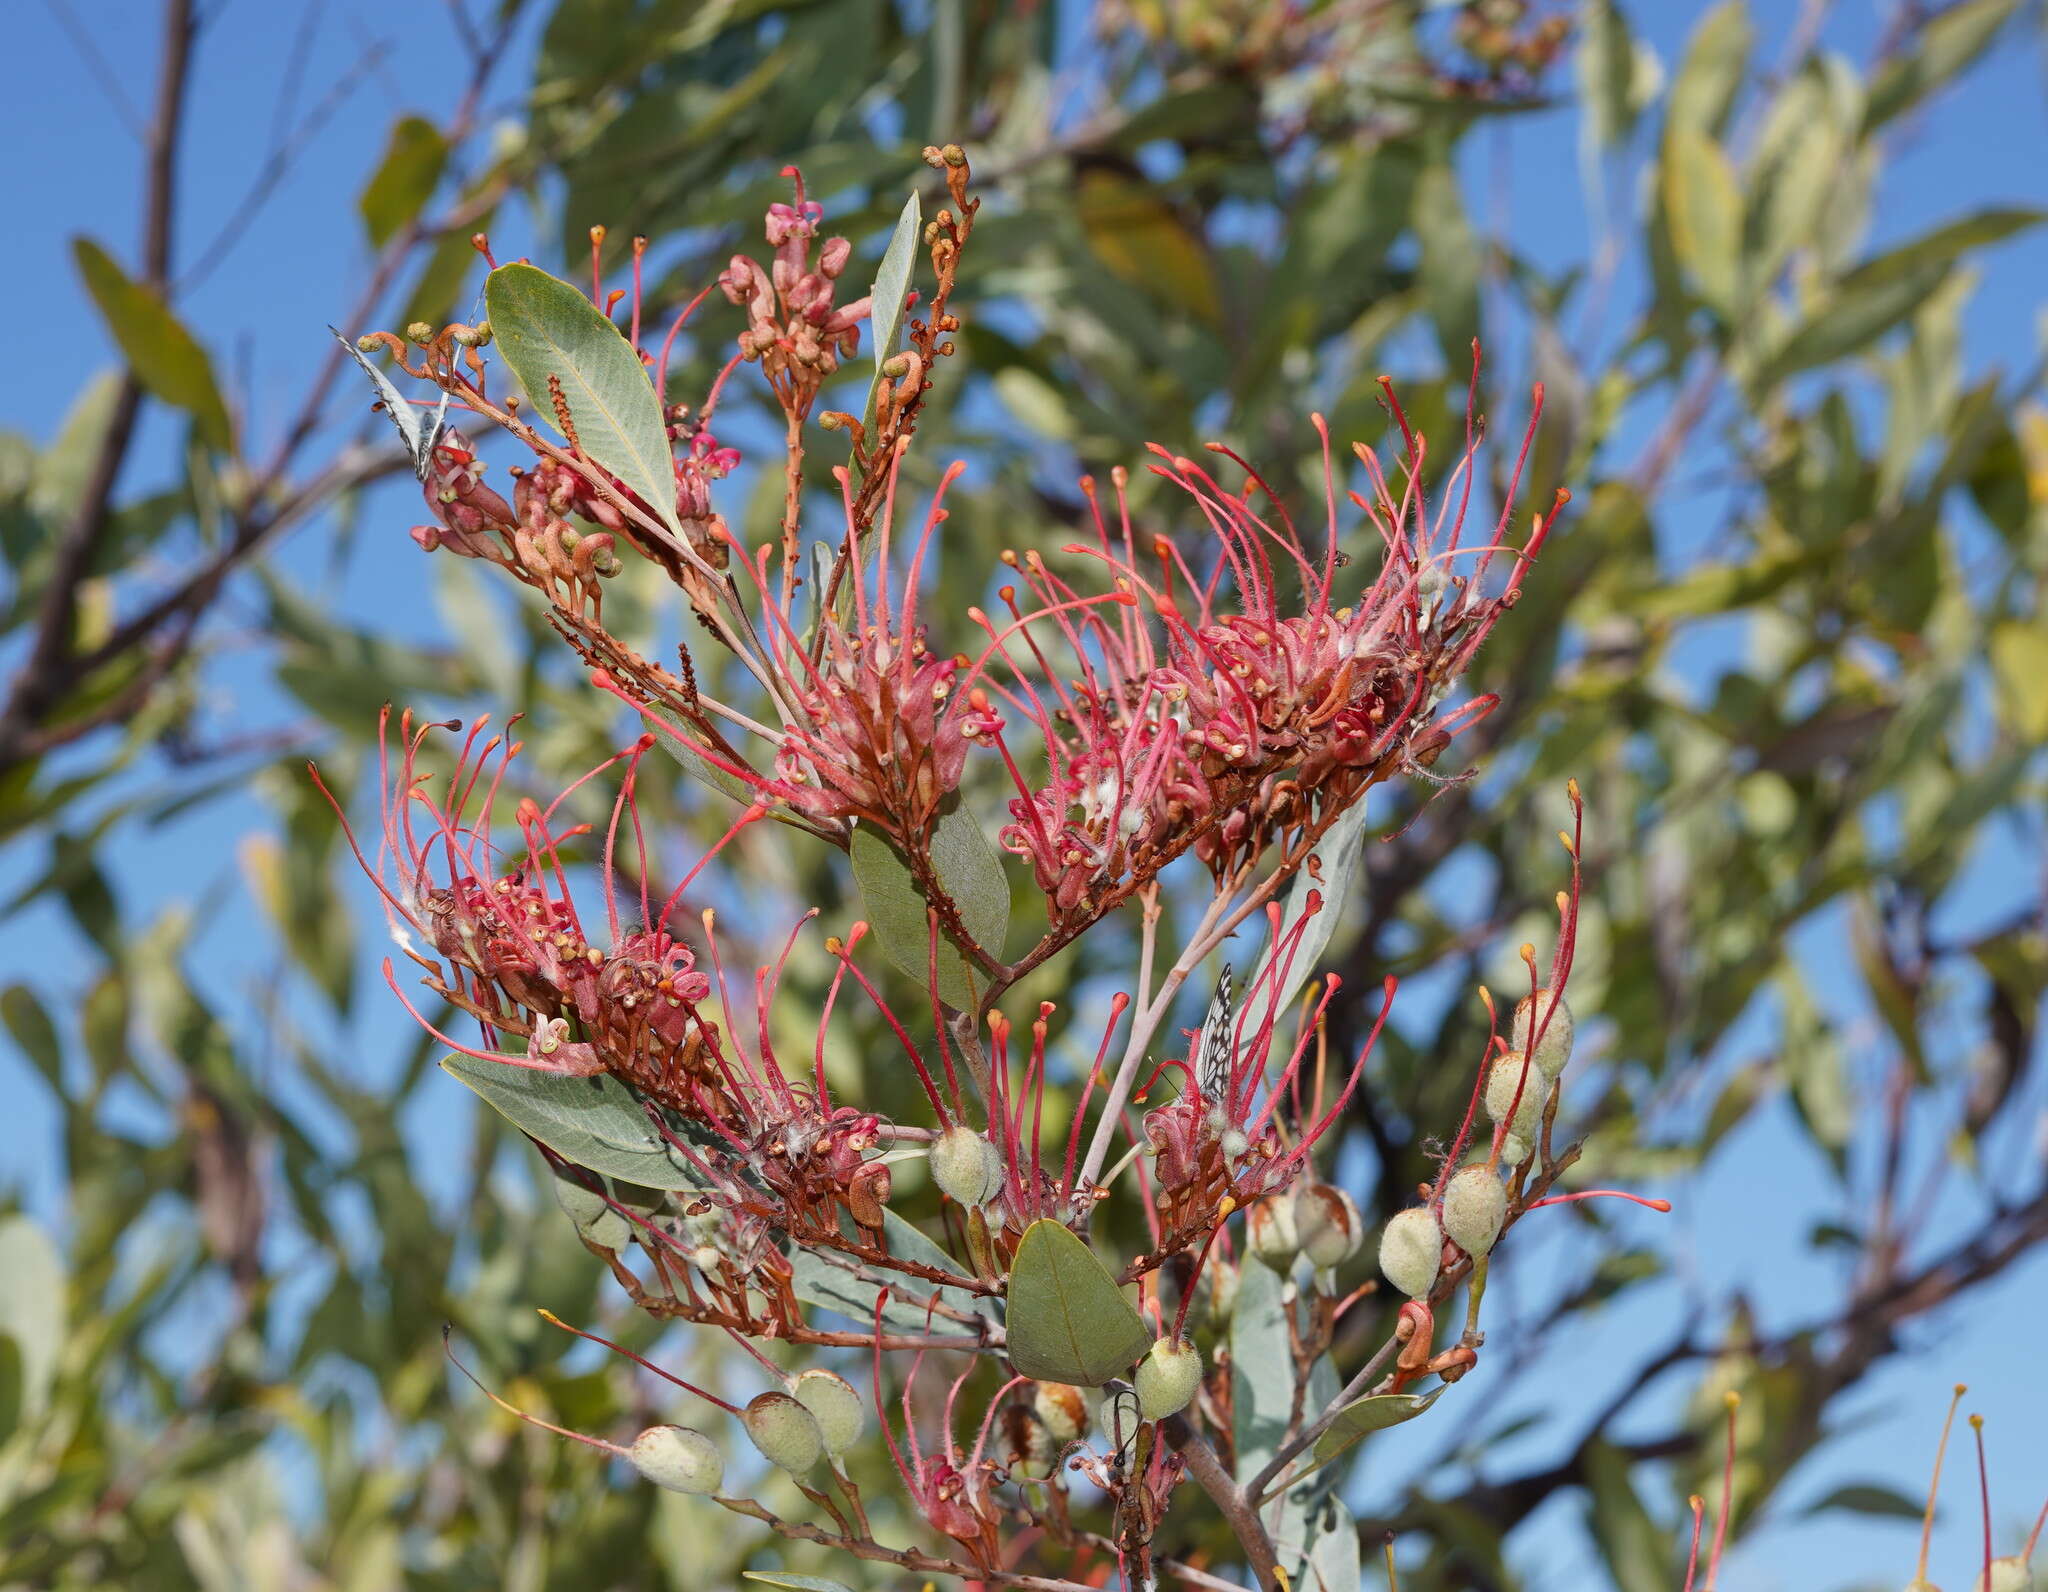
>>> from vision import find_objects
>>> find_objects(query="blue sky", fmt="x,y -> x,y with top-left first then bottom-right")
2,2 -> 2045,1588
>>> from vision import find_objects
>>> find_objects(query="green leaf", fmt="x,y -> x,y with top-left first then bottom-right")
1666,0 -> 1752,138
646,716 -> 758,805
1247,796 -> 1372,1032
1304,1495 -> 1362,1592
1003,1219 -> 1149,1386
32,370 -> 122,522
1663,128 -> 1743,319
1413,159 -> 1480,373
1307,1389 -> 1444,1473
1865,0 -> 2020,131
788,1209 -> 997,1331
2,985 -> 64,1096
1989,622 -> 2048,741
483,262 -> 682,537
1838,207 -> 2044,295
1754,262 -> 1951,388
848,804 -> 1008,1011
439,1052 -> 718,1190
1802,1481 -> 1925,1520
0,1217 -> 65,1423
743,1576 -> 858,1592
1231,1251 -> 1293,1480
1578,0 -> 1659,149
0,1334 -> 21,1447
72,238 -> 231,450
1584,1439 -> 1669,1592
863,189 -> 921,432
359,115 -> 448,249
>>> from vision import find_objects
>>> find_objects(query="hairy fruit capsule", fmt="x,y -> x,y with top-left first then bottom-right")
1246,1192 -> 1299,1266
1294,1184 -> 1365,1271
1032,1381 -> 1089,1443
1441,1164 -> 1508,1257
928,1123 -> 1004,1207
628,1425 -> 723,1495
792,1368 -> 865,1455
1134,1335 -> 1203,1420
742,1390 -> 824,1474
1378,1207 -> 1442,1299
1483,1054 -> 1549,1138
1509,991 -> 1574,1080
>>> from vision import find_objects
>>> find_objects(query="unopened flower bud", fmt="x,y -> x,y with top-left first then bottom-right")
742,1390 -> 824,1474
819,237 -> 851,278
1246,1192 -> 1299,1267
629,1424 -> 723,1495
406,321 -> 437,344
1378,1207 -> 1442,1299
1509,991 -> 1575,1080
792,1368 -> 865,1455
1032,1381 -> 1088,1443
1294,1184 -> 1365,1271
1134,1336 -> 1203,1420
928,1124 -> 1003,1207
1441,1164 -> 1508,1258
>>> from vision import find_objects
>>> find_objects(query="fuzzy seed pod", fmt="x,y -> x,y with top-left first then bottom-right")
1378,1207 -> 1442,1299
1205,1257 -> 1241,1326
1219,1127 -> 1250,1160
1134,1336 -> 1203,1420
1904,1581 -> 1943,1592
1441,1165 -> 1508,1258
1973,1559 -> 2031,1592
928,1124 -> 1004,1207
791,1369 -> 865,1456
742,1390 -> 824,1474
1294,1184 -> 1365,1271
1496,1130 -> 1533,1167
1246,1193 -> 1299,1267
628,1425 -> 723,1495
1032,1381 -> 1089,1444
1509,991 -> 1575,1080
1482,1054 -> 1549,1138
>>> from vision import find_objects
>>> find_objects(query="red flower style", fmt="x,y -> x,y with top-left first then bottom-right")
986,374 -> 1562,925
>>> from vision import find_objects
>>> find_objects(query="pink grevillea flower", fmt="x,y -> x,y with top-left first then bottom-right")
720,169 -> 871,409
988,373 -> 1562,924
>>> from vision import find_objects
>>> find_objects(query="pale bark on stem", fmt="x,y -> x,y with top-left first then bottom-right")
1162,1413 -> 1281,1592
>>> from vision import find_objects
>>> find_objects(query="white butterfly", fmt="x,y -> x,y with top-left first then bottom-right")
330,326 -> 450,481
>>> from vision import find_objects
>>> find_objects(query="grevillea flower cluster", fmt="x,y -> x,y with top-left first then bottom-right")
318,150 -> 1682,1592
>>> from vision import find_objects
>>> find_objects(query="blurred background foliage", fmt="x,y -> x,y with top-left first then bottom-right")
3,0 -> 2046,1587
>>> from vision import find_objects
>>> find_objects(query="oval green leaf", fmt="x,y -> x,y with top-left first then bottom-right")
483,262 -> 682,537
743,1576 -> 858,1592
0,1216 -> 65,1423
1004,1219 -> 1149,1386
1307,1387 -> 1443,1473
862,190 -> 922,436
73,237 -> 231,450
360,114 -> 448,249
439,1052 -> 717,1190
848,805 -> 1008,1011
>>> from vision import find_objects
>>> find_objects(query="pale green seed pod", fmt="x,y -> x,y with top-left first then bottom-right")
1205,1257 -> 1241,1326
1134,1336 -> 1203,1420
1509,991 -> 1575,1080
1246,1192 -> 1299,1267
552,1175 -> 630,1250
1378,1207 -> 1442,1299
928,1124 -> 1004,1207
1496,1130 -> 1533,1167
1096,1380 -> 1142,1455
628,1425 -> 723,1495
1294,1184 -> 1365,1271
1032,1381 -> 1089,1443
1441,1164 -> 1508,1258
742,1390 -> 824,1474
1973,1558 -> 2033,1592
1482,1054 -> 1548,1138
1904,1580 -> 1944,1592
791,1369 -> 865,1456
1219,1127 -> 1250,1160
